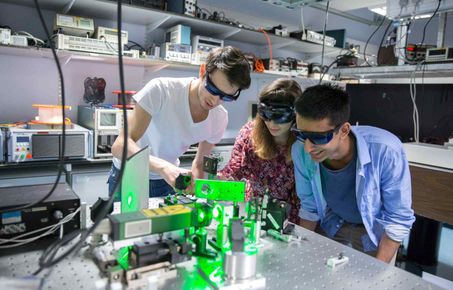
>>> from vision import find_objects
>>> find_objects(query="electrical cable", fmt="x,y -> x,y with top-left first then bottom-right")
419,0 -> 441,47
405,1 -> 440,141
32,0 -> 129,275
318,51 -> 353,84
300,6 -> 306,39
376,20 -> 393,66
393,0 -> 440,66
258,28 -> 273,63
0,0 -> 66,215
102,37 -> 118,53
194,4 -> 212,19
411,70 -> 418,142
409,61 -> 425,143
0,208 -> 80,248
0,209 -> 80,244
363,16 -> 387,66
318,59 -> 337,84
127,40 -> 145,51
61,0 -> 76,14
393,21 -> 414,64
405,1 -> 442,143
320,1 -> 330,70
16,31 -> 45,46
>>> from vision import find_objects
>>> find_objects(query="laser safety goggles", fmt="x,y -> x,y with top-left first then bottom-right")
257,102 -> 295,124
290,123 -> 343,145
205,74 -> 241,102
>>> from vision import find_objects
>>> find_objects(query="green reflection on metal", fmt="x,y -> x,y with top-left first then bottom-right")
244,244 -> 259,255
117,246 -> 131,270
198,210 -> 205,222
197,256 -> 224,288
120,146 -> 149,213
212,203 -> 223,221
120,191 -> 138,213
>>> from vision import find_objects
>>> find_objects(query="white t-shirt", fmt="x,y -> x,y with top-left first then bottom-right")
114,77 -> 228,179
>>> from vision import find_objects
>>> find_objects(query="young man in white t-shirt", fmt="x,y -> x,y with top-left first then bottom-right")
109,46 -> 251,198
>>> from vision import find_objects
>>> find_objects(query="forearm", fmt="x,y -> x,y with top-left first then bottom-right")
376,233 -> 400,263
111,135 -> 142,160
192,141 -> 215,179
148,155 -> 178,177
113,136 -> 175,176
298,218 -> 317,231
191,158 -> 205,179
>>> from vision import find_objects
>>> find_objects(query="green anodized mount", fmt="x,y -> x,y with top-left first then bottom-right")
194,179 -> 245,202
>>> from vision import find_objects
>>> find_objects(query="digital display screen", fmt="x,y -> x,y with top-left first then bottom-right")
16,136 -> 29,143
100,113 -> 116,126
104,29 -> 126,37
198,40 -> 222,47
105,29 -> 117,36
429,49 -> 446,56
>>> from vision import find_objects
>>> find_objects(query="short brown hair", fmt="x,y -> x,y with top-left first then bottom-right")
205,46 -> 251,90
252,78 -> 301,162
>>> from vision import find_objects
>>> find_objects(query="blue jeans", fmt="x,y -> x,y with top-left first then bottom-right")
107,165 -> 175,201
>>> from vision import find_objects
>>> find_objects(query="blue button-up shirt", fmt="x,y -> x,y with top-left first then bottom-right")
291,126 -> 415,251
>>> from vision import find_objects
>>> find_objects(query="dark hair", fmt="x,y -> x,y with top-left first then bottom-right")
205,46 -> 251,90
294,84 -> 350,127
252,78 -> 301,162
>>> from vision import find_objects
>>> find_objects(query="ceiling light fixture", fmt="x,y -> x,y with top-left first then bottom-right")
370,6 -> 387,16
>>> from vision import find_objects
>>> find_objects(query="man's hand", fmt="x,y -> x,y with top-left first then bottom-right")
161,164 -> 190,188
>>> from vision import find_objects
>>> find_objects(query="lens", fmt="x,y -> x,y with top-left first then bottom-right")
272,113 -> 292,124
257,109 -> 271,121
220,94 -> 234,102
205,74 -> 239,102
258,105 -> 294,123
305,132 -> 333,145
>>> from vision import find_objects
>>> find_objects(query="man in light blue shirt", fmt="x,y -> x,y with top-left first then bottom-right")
291,84 -> 415,263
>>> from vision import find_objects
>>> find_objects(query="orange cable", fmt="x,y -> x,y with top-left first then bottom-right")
259,28 -> 273,64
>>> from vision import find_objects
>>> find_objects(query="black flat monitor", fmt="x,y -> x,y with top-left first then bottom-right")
346,84 -> 453,143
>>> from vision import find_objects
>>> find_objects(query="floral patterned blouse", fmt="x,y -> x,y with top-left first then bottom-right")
219,121 -> 300,223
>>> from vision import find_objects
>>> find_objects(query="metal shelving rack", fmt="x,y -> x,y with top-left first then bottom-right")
331,63 -> 453,79
0,45 -> 323,81
0,0 -> 342,55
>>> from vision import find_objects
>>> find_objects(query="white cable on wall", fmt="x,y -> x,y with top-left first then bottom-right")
300,6 -> 306,39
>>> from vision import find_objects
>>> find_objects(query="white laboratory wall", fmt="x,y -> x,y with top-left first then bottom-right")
0,54 -> 145,122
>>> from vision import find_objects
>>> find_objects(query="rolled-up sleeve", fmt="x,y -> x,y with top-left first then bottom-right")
376,147 -> 415,242
291,142 -> 320,222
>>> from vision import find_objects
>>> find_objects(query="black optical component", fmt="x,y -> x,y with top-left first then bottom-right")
257,102 -> 295,124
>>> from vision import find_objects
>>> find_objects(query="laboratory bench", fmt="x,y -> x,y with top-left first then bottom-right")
0,224 -> 440,290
